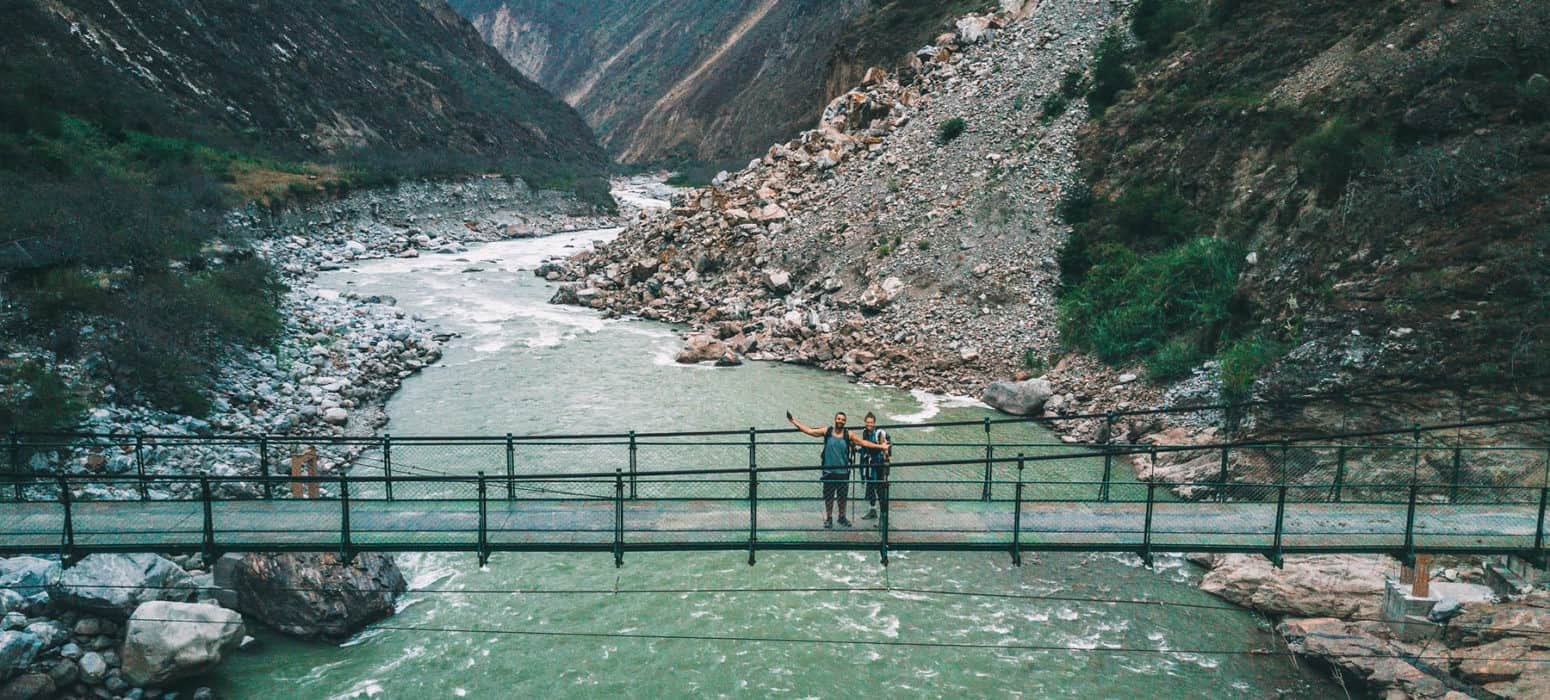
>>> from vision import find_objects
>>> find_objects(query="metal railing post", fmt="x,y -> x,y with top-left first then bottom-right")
981,417 -> 992,501
10,432 -> 23,501
1332,445 -> 1347,503
628,431 -> 638,500
748,453 -> 758,567
1403,480 -> 1419,565
134,433 -> 148,501
879,459 -> 890,568
1099,413 -> 1116,502
200,476 -> 216,563
57,475 -> 74,562
1011,454 -> 1024,566
1141,481 -> 1155,568
339,475 -> 352,560
747,428 -> 757,500
505,434 -> 516,501
477,472 -> 489,567
1536,486 -> 1548,562
259,436 -> 273,501
614,469 -> 625,568
1271,483 -> 1286,568
383,434 -> 394,502
1217,446 -> 1230,503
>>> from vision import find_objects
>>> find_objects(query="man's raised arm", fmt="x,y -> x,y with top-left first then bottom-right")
851,431 -> 889,450
787,412 -> 826,438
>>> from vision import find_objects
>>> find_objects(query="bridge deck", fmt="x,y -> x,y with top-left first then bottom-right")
1,499 -> 1538,559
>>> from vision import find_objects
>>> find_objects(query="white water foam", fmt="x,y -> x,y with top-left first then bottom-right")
889,389 -> 989,423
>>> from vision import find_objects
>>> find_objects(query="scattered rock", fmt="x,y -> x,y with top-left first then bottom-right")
214,553 -> 405,641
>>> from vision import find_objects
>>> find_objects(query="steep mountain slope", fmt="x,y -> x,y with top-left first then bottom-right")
3,0 -> 609,202
453,0 -> 994,168
0,0 -> 609,424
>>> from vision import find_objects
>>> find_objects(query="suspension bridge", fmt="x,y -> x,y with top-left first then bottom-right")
3,405 -> 1546,569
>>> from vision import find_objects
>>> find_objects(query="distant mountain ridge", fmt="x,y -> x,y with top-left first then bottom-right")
453,0 -> 994,168
4,0 -> 609,199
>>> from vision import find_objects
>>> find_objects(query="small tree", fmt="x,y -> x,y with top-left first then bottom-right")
936,117 -> 967,144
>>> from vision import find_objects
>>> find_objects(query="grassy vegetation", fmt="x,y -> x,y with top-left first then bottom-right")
1086,31 -> 1135,118
937,117 -> 968,144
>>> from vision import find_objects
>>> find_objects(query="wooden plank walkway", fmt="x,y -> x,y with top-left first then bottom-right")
0,499 -> 1539,558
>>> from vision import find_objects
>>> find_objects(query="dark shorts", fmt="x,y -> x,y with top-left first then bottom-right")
820,473 -> 848,500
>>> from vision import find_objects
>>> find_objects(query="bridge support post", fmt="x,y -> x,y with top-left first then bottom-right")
981,418 -> 992,502
505,434 -> 516,501
613,469 -> 624,568
1140,481 -> 1155,569
134,433 -> 148,501
477,471 -> 489,567
57,475 -> 74,565
628,431 -> 639,500
259,436 -> 273,501
1011,454 -> 1024,567
383,434 -> 394,502
1269,483 -> 1286,569
747,428 -> 756,501
200,476 -> 216,564
339,476 -> 353,564
748,456 -> 758,567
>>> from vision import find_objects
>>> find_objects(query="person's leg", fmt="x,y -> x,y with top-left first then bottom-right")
837,477 -> 850,526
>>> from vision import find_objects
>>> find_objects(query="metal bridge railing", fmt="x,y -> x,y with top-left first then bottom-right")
3,424 -> 1548,566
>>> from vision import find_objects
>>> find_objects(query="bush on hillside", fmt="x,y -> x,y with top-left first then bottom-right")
937,117 -> 967,144
1131,0 -> 1199,55
1087,31 -> 1134,117
1058,236 -> 1241,365
1290,118 -> 1390,200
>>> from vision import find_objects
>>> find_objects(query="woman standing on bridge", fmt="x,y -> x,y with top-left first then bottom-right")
788,411 -> 889,529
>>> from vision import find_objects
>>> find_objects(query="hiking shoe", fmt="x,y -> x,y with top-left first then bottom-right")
838,517 -> 852,528
861,509 -> 877,520
824,518 -> 833,529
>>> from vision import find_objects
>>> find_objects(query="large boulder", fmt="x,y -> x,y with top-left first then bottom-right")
121,602 -> 244,687
764,269 -> 792,295
675,334 -> 729,364
0,559 -> 58,612
214,553 -> 405,641
1195,554 -> 1390,619
981,378 -> 1053,415
0,632 -> 41,682
0,673 -> 53,700
48,554 -> 195,619
858,276 -> 905,313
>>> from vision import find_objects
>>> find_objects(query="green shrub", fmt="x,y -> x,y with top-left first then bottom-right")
1011,94 -> 1026,110
1291,118 -> 1390,198
0,362 -> 82,440
916,239 -> 931,251
1058,236 -> 1241,365
1022,349 -> 1048,374
1107,184 -> 1201,247
1145,336 -> 1206,380
1055,178 -> 1095,226
1218,333 -> 1282,403
1087,31 -> 1135,117
1040,94 -> 1069,122
1131,0 -> 1199,55
1059,70 -> 1086,99
936,117 -> 967,144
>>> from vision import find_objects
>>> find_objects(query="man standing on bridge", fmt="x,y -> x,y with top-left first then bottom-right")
788,411 -> 889,529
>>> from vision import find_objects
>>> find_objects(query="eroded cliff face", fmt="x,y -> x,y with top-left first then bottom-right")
454,0 -> 995,167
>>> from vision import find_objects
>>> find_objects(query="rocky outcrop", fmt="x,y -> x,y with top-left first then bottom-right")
1277,618 -> 1462,700
1194,553 -> 1391,619
546,1 -> 1119,396
0,560 -> 57,614
0,632 -> 41,682
981,378 -> 1053,415
47,555 -> 195,619
214,553 -> 405,641
120,602 -> 244,687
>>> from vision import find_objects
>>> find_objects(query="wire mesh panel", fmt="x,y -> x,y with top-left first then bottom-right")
212,484 -> 341,551
623,477 -> 746,545
1014,496 -> 1145,549
0,494 -> 64,553
1410,486 -> 1540,553
1338,446 -> 1417,504
350,479 -> 481,549
70,476 -> 203,550
486,475 -> 614,548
